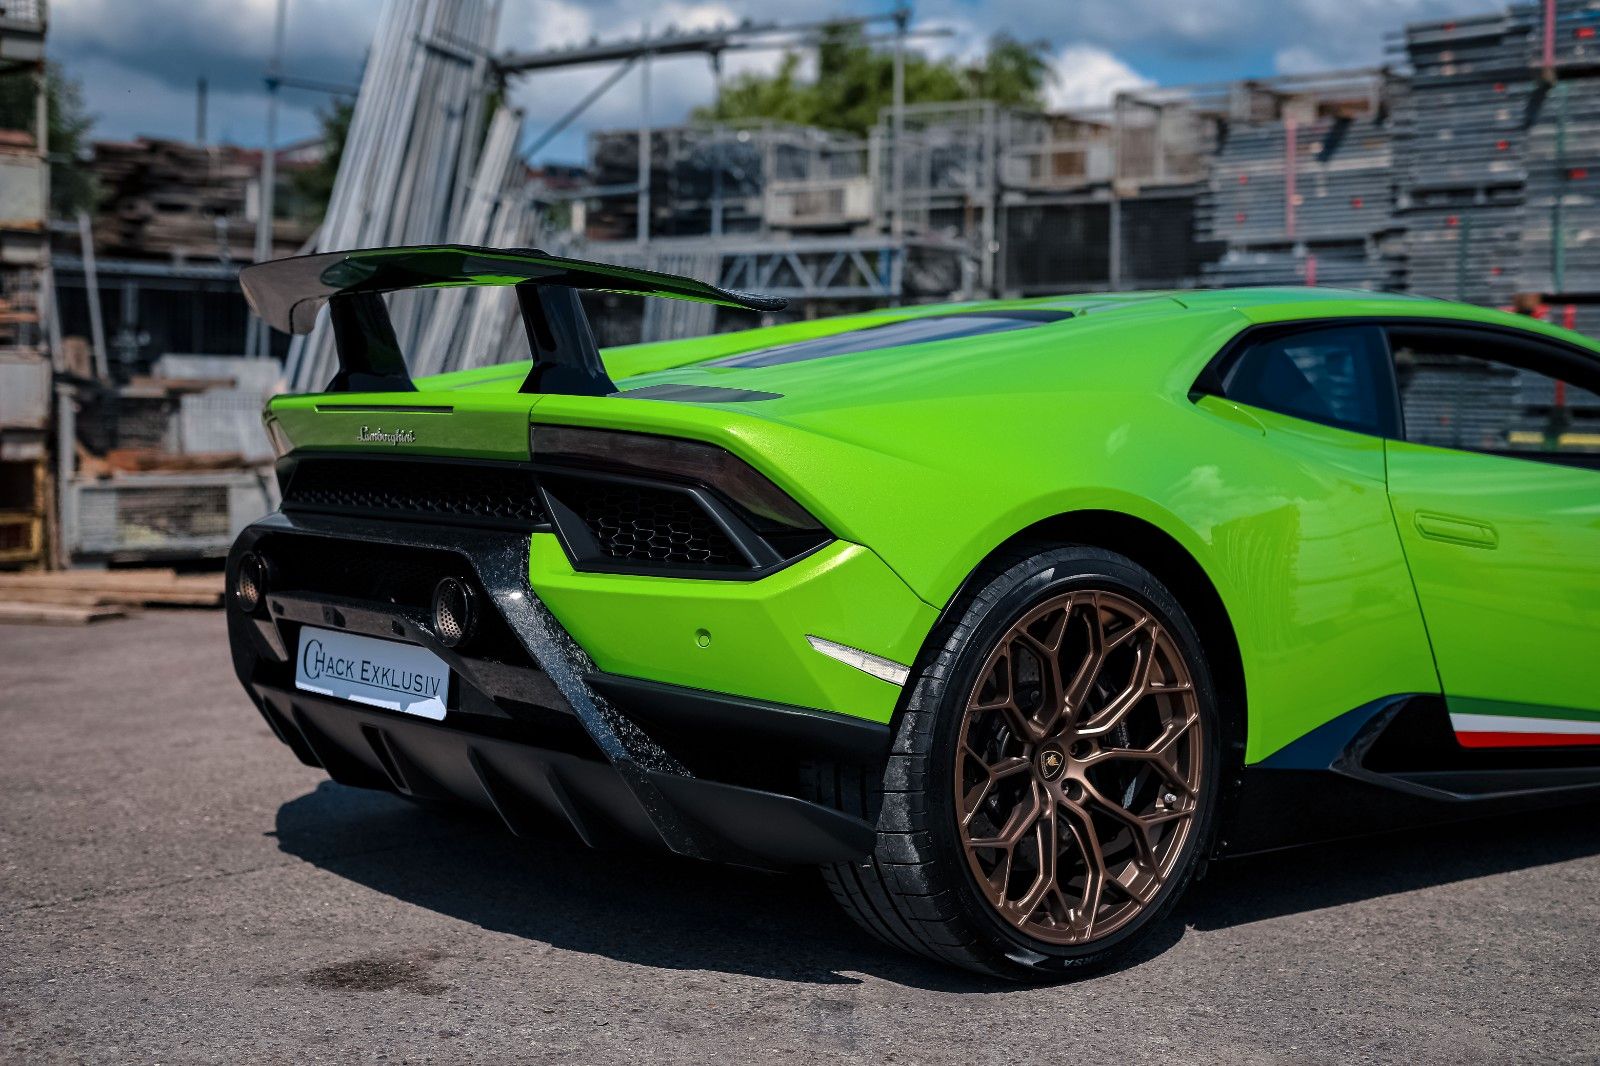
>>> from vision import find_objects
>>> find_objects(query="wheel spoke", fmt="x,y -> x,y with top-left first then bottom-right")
1075,636 -> 1157,738
1062,595 -> 1105,718
1079,778 -> 1161,869
1059,800 -> 1109,936
1015,607 -> 1071,736
969,647 -> 1015,713
958,752 -> 1031,828
967,779 -> 1044,850
1005,796 -> 1058,920
1082,712 -> 1200,797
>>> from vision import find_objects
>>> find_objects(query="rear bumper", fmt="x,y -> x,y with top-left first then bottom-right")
227,511 -> 888,868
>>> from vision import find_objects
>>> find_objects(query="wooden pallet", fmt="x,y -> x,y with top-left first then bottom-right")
0,601 -> 125,626
0,568 -> 224,624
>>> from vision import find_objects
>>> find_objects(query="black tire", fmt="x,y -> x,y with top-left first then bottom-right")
807,544 -> 1223,981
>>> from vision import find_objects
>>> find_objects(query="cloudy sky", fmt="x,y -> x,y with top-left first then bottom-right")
52,0 -> 1502,164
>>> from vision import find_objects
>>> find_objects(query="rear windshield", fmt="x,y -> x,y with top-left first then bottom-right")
705,310 -> 1070,369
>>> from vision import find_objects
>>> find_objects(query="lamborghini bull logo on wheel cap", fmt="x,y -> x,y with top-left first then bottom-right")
1039,746 -> 1066,781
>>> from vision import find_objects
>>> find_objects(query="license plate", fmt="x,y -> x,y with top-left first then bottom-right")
294,626 -> 450,720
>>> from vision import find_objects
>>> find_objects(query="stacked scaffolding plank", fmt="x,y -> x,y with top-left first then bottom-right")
1394,13 -> 1533,305
1199,109 -> 1401,290
1519,1 -> 1600,296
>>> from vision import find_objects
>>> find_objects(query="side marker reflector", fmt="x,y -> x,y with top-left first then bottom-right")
806,635 -> 910,687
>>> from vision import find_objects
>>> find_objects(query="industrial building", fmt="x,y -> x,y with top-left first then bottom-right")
566,0 -> 1600,337
11,0 -> 1600,576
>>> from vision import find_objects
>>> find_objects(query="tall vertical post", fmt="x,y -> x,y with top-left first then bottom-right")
980,102 -> 996,295
710,50 -> 724,240
891,6 -> 906,239
1554,80 -> 1569,293
76,211 -> 108,381
1544,0 -> 1557,75
55,383 -> 76,567
249,0 -> 288,357
637,35 -> 652,247
1283,117 -> 1297,239
1108,93 -> 1124,289
196,77 -> 209,146
35,61 -> 47,225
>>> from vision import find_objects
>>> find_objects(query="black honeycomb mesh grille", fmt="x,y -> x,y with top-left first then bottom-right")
546,476 -> 743,568
283,458 -> 546,528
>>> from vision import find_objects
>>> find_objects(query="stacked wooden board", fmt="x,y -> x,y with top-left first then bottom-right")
0,568 -> 223,625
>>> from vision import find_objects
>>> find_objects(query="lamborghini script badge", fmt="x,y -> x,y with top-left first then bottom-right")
357,425 -> 416,445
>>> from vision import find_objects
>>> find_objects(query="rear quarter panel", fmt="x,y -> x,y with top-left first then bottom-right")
536,303 -> 1441,762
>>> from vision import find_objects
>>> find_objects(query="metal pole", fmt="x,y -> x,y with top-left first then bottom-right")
76,211 -> 108,381
55,383 -> 76,567
1554,81 -> 1569,293
197,76 -> 209,145
1545,0 -> 1557,75
250,0 -> 288,357
891,8 -> 906,239
981,102 -> 996,295
1284,117 -> 1297,239
35,61 -> 47,223
523,56 -> 638,159
637,33 -> 652,246
1109,194 -> 1122,290
710,50 -> 724,239
1109,94 -> 1124,288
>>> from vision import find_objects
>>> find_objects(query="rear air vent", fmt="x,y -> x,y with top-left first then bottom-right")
540,474 -> 743,568
531,426 -> 834,579
282,457 -> 547,530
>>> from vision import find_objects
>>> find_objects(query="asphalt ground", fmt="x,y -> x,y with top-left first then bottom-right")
3,611 -> 1599,1064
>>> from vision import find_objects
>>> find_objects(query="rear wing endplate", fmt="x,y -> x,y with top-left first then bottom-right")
240,244 -> 787,395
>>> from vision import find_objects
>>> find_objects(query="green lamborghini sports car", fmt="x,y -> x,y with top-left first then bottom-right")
229,245 -> 1600,980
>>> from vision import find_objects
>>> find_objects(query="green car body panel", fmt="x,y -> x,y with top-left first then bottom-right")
262,286 -> 1600,765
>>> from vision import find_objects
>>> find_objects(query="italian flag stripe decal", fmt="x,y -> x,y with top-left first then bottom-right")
1449,711 -> 1600,749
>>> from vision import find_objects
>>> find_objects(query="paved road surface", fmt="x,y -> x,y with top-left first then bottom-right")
3,613 -> 1598,1064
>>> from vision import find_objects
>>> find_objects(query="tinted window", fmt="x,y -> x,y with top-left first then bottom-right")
707,311 -> 1069,369
1391,329 -> 1600,458
1222,325 -> 1396,436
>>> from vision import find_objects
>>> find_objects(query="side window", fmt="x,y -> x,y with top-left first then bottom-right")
1389,327 -> 1600,460
1221,325 -> 1396,437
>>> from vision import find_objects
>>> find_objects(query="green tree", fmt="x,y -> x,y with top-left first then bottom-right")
0,63 -> 96,216
286,96 -> 353,222
695,25 -> 1053,137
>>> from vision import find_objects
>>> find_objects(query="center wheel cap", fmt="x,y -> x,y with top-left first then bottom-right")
1037,744 -> 1067,781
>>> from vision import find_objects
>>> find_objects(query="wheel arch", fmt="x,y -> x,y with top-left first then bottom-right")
919,508 -> 1249,776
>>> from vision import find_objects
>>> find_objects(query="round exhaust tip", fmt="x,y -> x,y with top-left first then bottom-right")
431,577 -> 478,649
233,552 -> 267,613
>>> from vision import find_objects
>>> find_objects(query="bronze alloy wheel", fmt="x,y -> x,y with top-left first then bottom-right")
954,588 -> 1203,946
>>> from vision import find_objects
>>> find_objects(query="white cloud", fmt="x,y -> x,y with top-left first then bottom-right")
499,0 -> 787,160
45,0 -> 1535,159
1047,45 -> 1152,111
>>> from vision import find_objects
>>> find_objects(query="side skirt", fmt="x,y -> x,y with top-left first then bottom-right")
1219,695 -> 1600,857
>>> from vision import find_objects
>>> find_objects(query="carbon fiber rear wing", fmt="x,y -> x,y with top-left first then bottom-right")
239,244 -> 787,395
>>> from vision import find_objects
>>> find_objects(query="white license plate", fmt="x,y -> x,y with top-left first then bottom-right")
294,626 -> 450,720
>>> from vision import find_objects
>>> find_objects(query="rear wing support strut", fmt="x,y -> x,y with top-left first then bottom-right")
240,244 -> 786,395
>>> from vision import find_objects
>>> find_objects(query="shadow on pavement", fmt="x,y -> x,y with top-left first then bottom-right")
273,781 -> 1600,988
1183,800 -> 1600,931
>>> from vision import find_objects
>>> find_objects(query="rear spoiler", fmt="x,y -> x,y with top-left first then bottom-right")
240,244 -> 787,395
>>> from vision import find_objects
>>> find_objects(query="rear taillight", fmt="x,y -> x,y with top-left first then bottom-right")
529,425 -> 831,578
